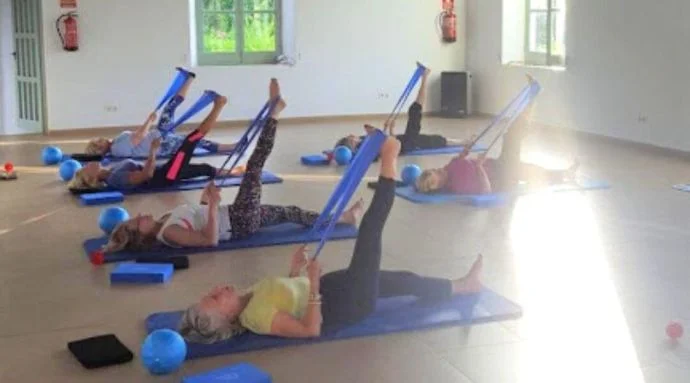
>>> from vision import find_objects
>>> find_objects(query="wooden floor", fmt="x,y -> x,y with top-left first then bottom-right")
1,116 -> 689,382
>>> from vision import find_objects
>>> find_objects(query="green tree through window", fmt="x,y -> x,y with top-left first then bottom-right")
197,0 -> 280,65
525,0 -> 565,66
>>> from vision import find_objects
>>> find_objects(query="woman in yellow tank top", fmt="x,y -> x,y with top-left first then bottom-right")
179,136 -> 484,343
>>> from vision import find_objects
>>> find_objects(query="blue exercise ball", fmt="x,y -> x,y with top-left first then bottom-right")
98,207 -> 130,235
59,159 -> 82,182
141,329 -> 187,376
41,146 -> 63,165
401,164 -> 423,186
334,146 -> 353,166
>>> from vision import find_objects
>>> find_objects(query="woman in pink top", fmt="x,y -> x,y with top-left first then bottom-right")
416,76 -> 578,195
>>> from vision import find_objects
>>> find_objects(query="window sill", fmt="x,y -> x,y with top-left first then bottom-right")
503,62 -> 567,72
193,63 -> 289,68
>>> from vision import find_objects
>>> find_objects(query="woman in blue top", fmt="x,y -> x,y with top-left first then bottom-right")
69,91 -> 235,191
84,68 -> 237,159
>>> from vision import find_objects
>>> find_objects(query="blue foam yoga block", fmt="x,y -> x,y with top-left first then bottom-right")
110,263 -> 173,284
300,154 -> 330,166
80,192 -> 125,206
182,363 -> 272,383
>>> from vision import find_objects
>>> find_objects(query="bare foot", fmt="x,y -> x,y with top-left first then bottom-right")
271,98 -> 287,118
417,61 -> 430,75
215,95 -> 228,107
270,78 -> 280,100
452,254 -> 483,294
364,124 -> 376,135
338,198 -> 364,226
216,165 -> 246,178
526,73 -> 536,84
381,136 -> 402,159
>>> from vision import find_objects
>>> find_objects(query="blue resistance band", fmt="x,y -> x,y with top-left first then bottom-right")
160,90 -> 218,137
215,98 -> 279,187
385,64 -> 426,125
483,82 -> 542,152
155,68 -> 190,112
465,81 -> 541,151
308,130 -> 387,260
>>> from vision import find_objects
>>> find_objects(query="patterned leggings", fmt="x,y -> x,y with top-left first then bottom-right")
228,118 -> 321,239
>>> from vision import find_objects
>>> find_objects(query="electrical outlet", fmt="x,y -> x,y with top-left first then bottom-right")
104,105 -> 118,113
638,113 -> 648,123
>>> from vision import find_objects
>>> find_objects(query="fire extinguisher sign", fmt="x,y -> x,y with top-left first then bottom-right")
60,0 -> 77,9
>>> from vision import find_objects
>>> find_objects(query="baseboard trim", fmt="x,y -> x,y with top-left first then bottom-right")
532,121 -> 690,160
42,113 -> 397,138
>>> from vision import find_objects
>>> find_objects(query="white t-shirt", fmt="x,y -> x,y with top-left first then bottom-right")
156,204 -> 232,248
110,130 -> 162,158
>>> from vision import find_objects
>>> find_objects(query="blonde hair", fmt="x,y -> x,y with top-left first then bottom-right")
68,168 -> 106,190
85,138 -> 110,155
415,170 -> 440,193
102,221 -> 159,253
178,304 -> 247,344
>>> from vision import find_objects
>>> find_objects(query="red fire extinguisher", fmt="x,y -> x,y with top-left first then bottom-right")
440,9 -> 457,43
56,12 -> 79,51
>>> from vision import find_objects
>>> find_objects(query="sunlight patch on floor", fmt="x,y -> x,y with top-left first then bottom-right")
509,193 -> 644,382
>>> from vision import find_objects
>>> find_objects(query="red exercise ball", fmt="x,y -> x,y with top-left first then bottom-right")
90,251 -> 105,266
4,162 -> 13,173
666,321 -> 683,340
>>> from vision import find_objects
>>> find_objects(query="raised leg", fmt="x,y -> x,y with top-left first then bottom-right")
228,80 -> 286,238
320,137 -> 401,332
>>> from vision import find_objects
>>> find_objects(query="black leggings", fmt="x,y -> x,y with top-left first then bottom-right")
397,102 -> 447,153
319,177 -> 453,334
148,129 -> 216,188
228,118 -> 321,239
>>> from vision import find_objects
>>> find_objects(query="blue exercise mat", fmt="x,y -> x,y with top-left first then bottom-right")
71,171 -> 282,197
673,184 -> 690,192
146,287 -> 522,360
394,178 -> 611,206
300,144 -> 487,167
83,223 -> 358,263
67,147 -> 235,164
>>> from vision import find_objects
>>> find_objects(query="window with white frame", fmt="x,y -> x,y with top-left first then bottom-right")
502,0 -> 566,67
525,0 -> 565,66
195,0 -> 282,66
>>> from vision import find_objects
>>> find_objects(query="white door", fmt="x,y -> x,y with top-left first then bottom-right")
12,0 -> 43,133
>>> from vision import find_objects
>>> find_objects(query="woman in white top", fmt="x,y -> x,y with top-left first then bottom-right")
85,68 -> 236,159
102,79 -> 362,253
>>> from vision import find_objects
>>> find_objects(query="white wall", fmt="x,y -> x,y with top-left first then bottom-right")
467,0 -> 690,151
0,0 -> 18,135
41,0 -> 467,131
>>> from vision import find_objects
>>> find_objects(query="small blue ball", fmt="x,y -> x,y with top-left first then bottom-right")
41,146 -> 63,165
401,164 -> 423,186
333,146 -> 353,166
58,159 -> 82,182
98,207 -> 130,235
141,329 -> 187,376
